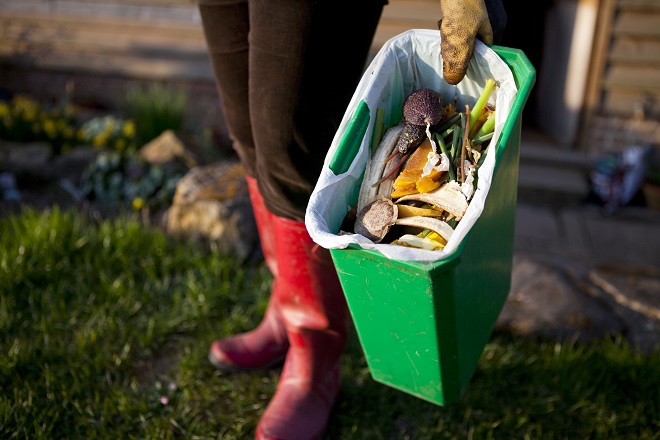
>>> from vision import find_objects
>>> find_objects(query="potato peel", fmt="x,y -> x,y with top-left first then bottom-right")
354,197 -> 398,243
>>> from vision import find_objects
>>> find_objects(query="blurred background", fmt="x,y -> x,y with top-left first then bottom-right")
2,0 -> 659,208
1,2 -> 659,434
1,0 -> 658,148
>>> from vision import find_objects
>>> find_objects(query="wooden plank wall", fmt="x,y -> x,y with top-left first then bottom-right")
0,10 -> 212,81
584,0 -> 660,117
374,0 -> 439,48
580,0 -> 660,152
0,0 -> 440,142
0,0 -> 439,82
602,0 -> 660,116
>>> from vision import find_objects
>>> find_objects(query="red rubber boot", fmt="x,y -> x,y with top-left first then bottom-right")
208,176 -> 289,371
255,215 -> 348,440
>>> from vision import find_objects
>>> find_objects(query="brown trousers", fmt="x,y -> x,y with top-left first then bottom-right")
198,0 -> 386,221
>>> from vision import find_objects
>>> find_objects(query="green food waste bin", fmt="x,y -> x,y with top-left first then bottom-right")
328,46 -> 535,406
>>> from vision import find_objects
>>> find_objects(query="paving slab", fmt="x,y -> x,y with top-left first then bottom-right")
497,255 -> 625,342
509,190 -> 660,353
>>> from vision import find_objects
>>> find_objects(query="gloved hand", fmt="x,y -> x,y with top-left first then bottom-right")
438,0 -> 506,85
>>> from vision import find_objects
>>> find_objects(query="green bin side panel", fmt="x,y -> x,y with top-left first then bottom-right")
449,106 -> 522,397
329,46 -> 535,406
331,250 -> 463,405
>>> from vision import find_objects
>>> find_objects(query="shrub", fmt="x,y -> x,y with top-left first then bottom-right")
121,83 -> 188,145
0,95 -> 80,154
79,151 -> 188,212
78,115 -> 138,154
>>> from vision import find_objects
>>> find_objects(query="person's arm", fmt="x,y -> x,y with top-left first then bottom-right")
438,0 -> 507,85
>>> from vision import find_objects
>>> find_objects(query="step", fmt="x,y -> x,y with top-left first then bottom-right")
518,128 -> 593,201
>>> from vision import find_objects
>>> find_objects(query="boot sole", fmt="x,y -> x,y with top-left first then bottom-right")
208,350 -> 285,373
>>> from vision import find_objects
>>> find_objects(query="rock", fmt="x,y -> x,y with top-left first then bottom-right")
48,146 -> 104,184
587,266 -> 660,353
0,140 -> 52,176
496,255 -> 624,342
0,172 -> 21,201
165,161 -> 258,260
139,130 -> 197,168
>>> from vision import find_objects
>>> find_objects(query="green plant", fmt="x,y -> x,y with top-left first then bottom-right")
1,208 -> 660,439
0,95 -> 80,154
121,83 -> 188,145
645,148 -> 660,186
78,151 -> 188,212
647,166 -> 660,186
79,115 -> 138,154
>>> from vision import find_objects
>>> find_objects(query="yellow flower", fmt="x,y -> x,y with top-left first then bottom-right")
115,138 -> 126,150
105,120 -> 116,135
132,197 -> 145,211
24,109 -> 37,122
0,102 -> 8,117
13,96 -> 32,108
63,104 -> 78,117
43,120 -> 57,138
93,133 -> 108,147
122,120 -> 136,138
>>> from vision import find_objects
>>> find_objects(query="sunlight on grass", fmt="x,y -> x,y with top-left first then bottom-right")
1,207 -> 659,439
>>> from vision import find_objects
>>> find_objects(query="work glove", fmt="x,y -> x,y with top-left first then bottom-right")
438,0 -> 507,85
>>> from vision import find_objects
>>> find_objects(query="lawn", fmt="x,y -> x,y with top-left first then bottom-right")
1,207 -> 659,439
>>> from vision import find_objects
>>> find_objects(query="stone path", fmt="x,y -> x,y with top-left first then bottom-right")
499,200 -> 660,354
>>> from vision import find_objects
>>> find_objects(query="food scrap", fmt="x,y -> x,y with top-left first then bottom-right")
352,79 -> 498,251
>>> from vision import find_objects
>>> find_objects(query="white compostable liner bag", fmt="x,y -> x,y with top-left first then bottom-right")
305,29 -> 518,263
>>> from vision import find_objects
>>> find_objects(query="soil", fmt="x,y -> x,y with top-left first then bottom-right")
0,151 -> 165,226
0,173 -> 75,215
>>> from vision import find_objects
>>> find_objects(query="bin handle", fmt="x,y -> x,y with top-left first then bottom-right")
329,100 -> 370,175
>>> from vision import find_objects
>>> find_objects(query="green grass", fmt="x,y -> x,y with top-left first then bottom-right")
1,207 -> 659,439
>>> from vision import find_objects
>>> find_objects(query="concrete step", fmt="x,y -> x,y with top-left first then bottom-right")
518,127 -> 594,202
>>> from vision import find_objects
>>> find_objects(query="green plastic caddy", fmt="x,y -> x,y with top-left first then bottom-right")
328,46 -> 536,406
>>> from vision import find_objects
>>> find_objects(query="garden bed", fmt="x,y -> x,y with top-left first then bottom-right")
0,76 -> 235,214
